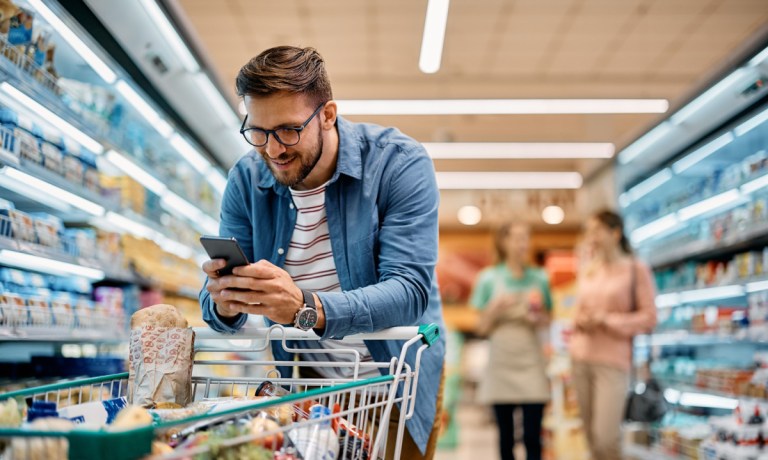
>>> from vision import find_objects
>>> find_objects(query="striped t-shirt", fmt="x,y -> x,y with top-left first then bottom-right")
287,184 -> 378,380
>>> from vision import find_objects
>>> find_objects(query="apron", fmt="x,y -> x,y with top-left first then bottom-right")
479,271 -> 550,404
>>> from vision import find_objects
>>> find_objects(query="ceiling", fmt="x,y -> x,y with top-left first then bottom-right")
171,0 -> 768,228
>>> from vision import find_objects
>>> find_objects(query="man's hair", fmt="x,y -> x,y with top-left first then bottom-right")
235,46 -> 333,107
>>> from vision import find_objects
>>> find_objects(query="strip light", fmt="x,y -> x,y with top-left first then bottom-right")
625,168 -> 673,204
740,170 -> 768,195
194,74 -> 239,126
435,172 -> 583,189
679,285 -> 745,304
0,249 -> 104,280
105,150 -> 167,196
0,171 -> 71,213
617,123 -> 674,165
336,99 -> 669,115
419,0 -> 450,74
115,80 -> 173,138
655,292 -> 681,308
423,142 -> 615,159
207,170 -> 228,195
138,0 -> 199,73
677,189 -> 742,222
170,134 -> 211,175
0,83 -> 103,154
26,0 -> 116,84
746,280 -> 768,293
161,191 -> 202,223
104,211 -> 159,240
749,45 -> 768,67
679,392 -> 738,410
630,214 -> 680,244
672,133 -> 734,174
2,167 -> 104,216
671,69 -> 750,126
734,106 -> 768,137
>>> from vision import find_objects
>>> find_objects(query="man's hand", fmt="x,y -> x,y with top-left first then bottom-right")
204,259 -> 325,327
575,312 -> 602,332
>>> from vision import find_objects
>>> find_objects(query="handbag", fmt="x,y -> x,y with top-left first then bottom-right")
624,260 -> 667,423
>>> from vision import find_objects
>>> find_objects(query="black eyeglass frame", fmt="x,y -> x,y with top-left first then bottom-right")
239,102 -> 326,147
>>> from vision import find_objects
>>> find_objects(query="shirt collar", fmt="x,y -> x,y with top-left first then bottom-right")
256,115 -> 362,190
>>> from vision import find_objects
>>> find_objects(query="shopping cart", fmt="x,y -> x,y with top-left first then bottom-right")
0,323 -> 439,460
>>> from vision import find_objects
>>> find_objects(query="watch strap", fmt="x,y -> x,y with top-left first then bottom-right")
301,289 -> 316,310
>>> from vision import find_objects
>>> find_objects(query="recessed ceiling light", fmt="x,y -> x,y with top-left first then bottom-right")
457,205 -> 482,226
542,206 -> 565,225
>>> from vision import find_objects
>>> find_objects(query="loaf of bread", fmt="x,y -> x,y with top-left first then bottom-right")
130,303 -> 187,329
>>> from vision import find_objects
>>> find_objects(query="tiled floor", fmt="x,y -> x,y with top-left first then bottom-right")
435,403 -> 526,460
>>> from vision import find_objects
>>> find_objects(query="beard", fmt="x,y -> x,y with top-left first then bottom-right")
264,128 -> 324,188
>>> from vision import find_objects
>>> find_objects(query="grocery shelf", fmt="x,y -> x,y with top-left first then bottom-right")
647,220 -> 768,268
625,443 -> 686,460
0,326 -> 127,343
634,331 -> 758,347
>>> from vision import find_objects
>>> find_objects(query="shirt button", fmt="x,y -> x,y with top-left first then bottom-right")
289,203 -> 294,209
277,248 -> 285,255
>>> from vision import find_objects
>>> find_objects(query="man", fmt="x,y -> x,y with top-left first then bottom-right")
199,46 -> 446,459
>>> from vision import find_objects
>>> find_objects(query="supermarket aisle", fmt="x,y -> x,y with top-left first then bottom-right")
436,403 -> 503,460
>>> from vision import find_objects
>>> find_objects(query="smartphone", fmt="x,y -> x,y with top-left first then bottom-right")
200,236 -> 250,276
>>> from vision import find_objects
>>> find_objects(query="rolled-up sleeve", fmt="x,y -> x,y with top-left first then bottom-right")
317,147 -> 439,339
199,166 -> 254,334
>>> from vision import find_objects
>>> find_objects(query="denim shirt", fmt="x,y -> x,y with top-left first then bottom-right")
199,116 -> 446,453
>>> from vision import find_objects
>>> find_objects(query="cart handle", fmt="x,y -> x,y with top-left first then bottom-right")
193,323 -> 440,347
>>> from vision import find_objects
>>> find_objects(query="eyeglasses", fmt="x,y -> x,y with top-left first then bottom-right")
239,103 -> 326,147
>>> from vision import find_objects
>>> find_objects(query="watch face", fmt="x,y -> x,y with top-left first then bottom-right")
297,308 -> 318,330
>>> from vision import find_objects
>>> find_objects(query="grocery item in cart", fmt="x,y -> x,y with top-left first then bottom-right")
288,405 -> 340,460
11,417 -> 74,460
128,304 -> 194,408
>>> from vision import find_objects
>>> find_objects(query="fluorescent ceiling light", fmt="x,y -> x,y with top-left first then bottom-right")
419,0 -> 450,74
749,45 -> 768,67
678,392 -> 738,410
677,189 -> 742,222
436,172 -> 583,189
207,169 -> 228,195
672,133 -> 734,174
0,249 -> 104,280
336,99 -> 669,116
170,134 -> 211,175
139,0 -> 199,73
630,214 -> 679,244
656,292 -> 681,308
194,74 -> 239,126
740,168 -> 768,195
671,69 -> 750,125
0,83 -> 103,154
626,168 -> 673,203
679,285 -> 744,304
617,122 -> 673,165
423,142 -> 615,159
734,106 -> 768,137
618,193 -> 631,208
2,167 -> 105,216
115,80 -> 173,138
105,150 -> 167,196
26,0 -> 116,84
457,205 -> 481,226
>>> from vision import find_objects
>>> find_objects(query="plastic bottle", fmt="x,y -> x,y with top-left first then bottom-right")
289,405 -> 339,460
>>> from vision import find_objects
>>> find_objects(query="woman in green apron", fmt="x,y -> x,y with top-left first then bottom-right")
471,222 -> 553,460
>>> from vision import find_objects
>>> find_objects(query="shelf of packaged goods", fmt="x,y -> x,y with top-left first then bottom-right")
625,443 -> 689,460
655,275 -> 768,309
635,331 -> 758,347
0,326 -> 127,343
646,220 -> 768,269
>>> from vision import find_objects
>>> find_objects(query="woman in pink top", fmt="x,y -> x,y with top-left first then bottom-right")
571,210 -> 657,460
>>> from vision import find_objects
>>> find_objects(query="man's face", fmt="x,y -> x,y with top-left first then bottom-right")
242,93 -> 324,188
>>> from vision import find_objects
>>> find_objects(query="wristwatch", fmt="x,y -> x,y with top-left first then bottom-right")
293,289 -> 318,331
